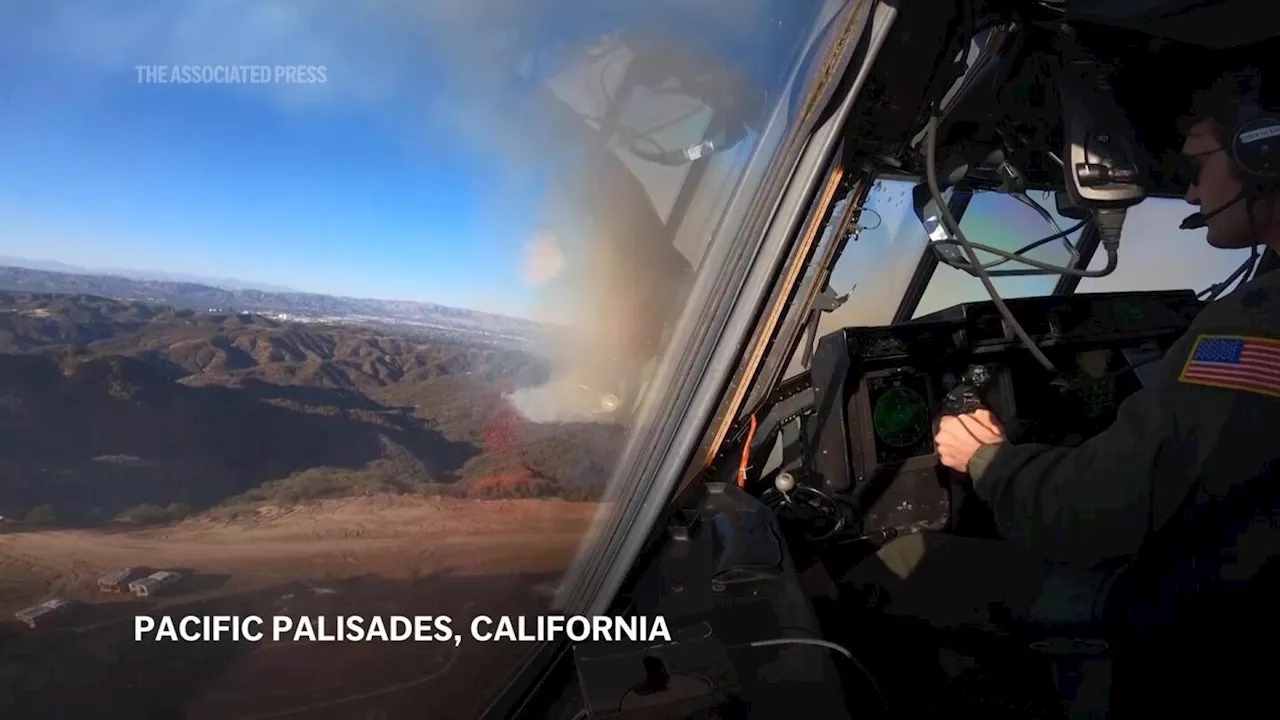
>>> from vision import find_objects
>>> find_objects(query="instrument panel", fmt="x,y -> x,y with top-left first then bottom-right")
866,370 -> 935,463
803,289 -> 1204,541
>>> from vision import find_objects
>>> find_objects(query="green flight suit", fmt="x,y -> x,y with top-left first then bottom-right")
971,267 -> 1280,570
840,268 -> 1280,630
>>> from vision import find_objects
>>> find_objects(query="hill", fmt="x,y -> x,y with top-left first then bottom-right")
0,265 -> 553,350
0,255 -> 299,292
0,292 -> 621,525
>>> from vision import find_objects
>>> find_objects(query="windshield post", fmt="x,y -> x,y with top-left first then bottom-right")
892,189 -> 975,322
1052,222 -> 1102,295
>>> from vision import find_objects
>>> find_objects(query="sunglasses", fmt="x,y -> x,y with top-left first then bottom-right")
1173,147 -> 1227,187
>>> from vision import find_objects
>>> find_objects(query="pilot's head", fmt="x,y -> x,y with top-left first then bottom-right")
1180,68 -> 1280,249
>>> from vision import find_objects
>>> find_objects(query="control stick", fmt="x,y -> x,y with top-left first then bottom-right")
939,364 -> 993,418
934,364 -> 997,466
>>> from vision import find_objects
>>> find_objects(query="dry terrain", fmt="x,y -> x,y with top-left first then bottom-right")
0,495 -> 602,719
0,291 -> 622,525
0,290 -> 624,719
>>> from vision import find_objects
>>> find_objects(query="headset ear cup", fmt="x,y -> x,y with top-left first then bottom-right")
1231,113 -> 1280,181
1228,69 -> 1280,182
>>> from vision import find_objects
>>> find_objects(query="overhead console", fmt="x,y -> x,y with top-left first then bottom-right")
801,290 -> 1203,541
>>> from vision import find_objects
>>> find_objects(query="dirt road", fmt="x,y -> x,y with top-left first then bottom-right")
0,497 -> 601,719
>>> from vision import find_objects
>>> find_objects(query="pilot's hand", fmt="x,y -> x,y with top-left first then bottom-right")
935,409 -> 1006,474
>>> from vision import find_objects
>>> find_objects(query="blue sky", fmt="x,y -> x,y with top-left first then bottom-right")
822,181 -> 1255,330
5,1 -> 1241,326
0,1 -> 565,316
0,0 -> 819,320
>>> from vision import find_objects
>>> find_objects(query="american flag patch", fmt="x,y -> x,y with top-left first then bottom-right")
1179,334 -> 1280,398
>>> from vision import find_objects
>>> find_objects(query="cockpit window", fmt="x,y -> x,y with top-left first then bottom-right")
780,179 -> 925,379
912,190 -> 1083,317
823,180 -> 928,327
784,180 -> 1262,383
1074,198 -> 1255,294
0,2 -> 832,718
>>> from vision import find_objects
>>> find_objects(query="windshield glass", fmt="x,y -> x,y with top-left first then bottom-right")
913,190 -> 1084,317
1074,200 -> 1256,293
0,2 -> 830,718
789,181 -> 1258,376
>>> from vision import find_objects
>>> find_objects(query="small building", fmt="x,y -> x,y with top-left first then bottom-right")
15,598 -> 73,629
98,566 -> 150,593
129,571 -> 183,598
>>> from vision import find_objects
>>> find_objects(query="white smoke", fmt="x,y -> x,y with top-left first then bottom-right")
22,0 -> 762,428
504,382 -> 620,425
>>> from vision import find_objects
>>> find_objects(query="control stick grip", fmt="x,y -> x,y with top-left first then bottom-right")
940,384 -> 986,416
933,384 -> 991,478
934,365 -> 993,439
940,365 -> 992,416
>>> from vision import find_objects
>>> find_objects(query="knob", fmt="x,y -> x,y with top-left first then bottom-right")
963,364 -> 992,386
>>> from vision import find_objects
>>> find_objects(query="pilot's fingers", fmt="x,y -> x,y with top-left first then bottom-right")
935,444 -> 968,472
931,412 -> 962,435
935,416 -> 980,452
968,408 -> 1003,431
936,415 -> 973,439
936,413 -> 983,438
951,413 -> 1004,444
942,409 -> 998,443
934,414 -> 963,441
959,411 -> 1005,439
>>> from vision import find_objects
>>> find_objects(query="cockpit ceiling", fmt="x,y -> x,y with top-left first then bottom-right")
1058,0 -> 1280,49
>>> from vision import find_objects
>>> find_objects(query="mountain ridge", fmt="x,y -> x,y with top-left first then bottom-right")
0,265 -> 554,349
0,291 -> 619,525
0,256 -> 299,293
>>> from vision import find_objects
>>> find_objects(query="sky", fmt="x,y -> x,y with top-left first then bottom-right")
821,181 -> 1257,331
0,1 -> 568,317
1,1 -> 1250,327
0,0 -> 819,321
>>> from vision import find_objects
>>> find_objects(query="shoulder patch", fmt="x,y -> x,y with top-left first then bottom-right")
1179,334 -> 1280,398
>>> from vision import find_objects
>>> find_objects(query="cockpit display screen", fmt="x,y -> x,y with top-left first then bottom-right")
867,371 -> 934,464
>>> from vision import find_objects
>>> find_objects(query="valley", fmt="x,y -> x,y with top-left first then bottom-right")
0,284 -> 622,719
0,288 -> 622,524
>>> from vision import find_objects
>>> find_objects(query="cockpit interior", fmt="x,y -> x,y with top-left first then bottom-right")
485,1 -> 1280,718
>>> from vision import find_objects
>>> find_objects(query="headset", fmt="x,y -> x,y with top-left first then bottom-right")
1181,68 -> 1280,298
1228,69 -> 1280,183
1181,68 -> 1280,231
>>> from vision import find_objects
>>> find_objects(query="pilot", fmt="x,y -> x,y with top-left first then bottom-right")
843,69 -> 1280,653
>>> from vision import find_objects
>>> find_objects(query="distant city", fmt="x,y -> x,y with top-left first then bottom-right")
0,260 -> 556,351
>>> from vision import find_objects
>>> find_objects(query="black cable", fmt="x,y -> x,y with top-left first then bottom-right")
1199,195 -> 1264,301
1244,245 -> 1263,283
854,206 -> 883,231
1199,247 -> 1258,301
761,485 -> 845,540
934,222 -> 1117,277
931,219 -> 1086,271
739,638 -> 887,715
926,113 -> 1062,374
929,3 -> 1115,281
1004,191 -> 1082,264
